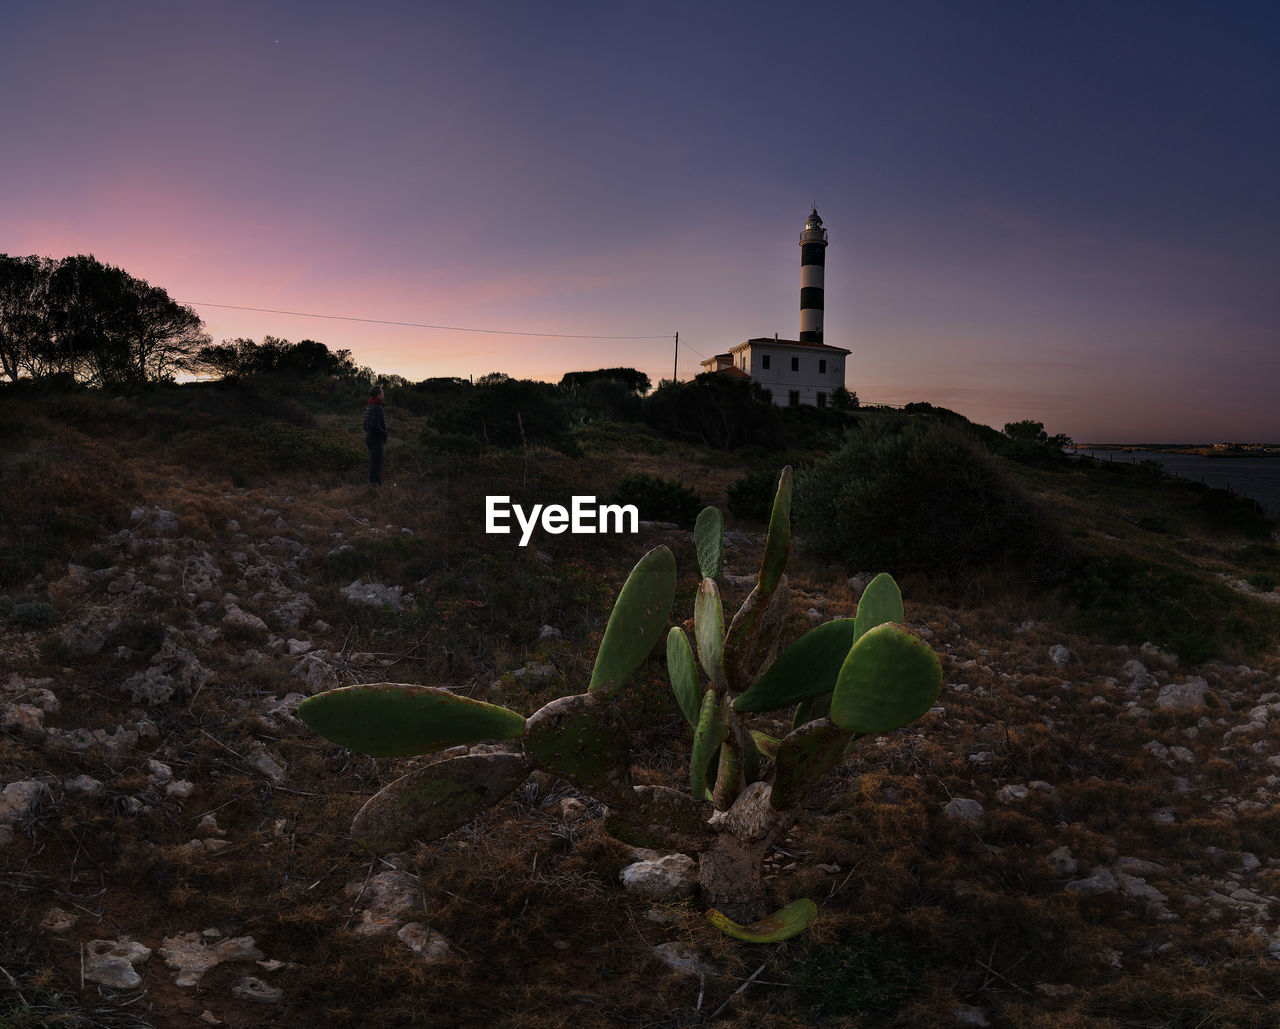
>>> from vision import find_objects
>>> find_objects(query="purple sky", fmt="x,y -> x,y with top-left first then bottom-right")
4,2 -> 1277,442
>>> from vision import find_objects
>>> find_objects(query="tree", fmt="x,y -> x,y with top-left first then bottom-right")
559,367 -> 652,394
0,255 -> 53,382
1,254 -> 208,385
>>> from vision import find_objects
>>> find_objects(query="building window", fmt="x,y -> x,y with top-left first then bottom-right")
790,357 -> 799,371
762,355 -> 770,370
819,359 -> 826,373
816,392 -> 827,408
740,355 -> 746,369
788,390 -> 800,407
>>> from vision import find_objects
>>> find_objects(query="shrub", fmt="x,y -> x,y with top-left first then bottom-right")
726,467 -> 780,523
607,474 -> 701,527
794,417 -> 1072,582
9,601 -> 55,629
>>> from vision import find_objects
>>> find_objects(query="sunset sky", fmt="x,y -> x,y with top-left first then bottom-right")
4,2 -> 1277,442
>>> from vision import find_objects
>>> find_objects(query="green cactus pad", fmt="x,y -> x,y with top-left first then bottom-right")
757,466 -> 793,596
771,718 -> 853,810
666,626 -> 702,727
706,898 -> 817,943
694,506 -> 724,581
694,578 -> 726,690
523,693 -> 631,796
298,684 -> 526,757
713,736 -> 742,811
351,752 -> 528,851
749,730 -> 781,759
589,545 -> 677,694
830,623 -> 943,734
722,577 -> 789,694
690,688 -> 729,798
733,617 -> 856,713
852,572 -> 905,642
604,786 -> 712,852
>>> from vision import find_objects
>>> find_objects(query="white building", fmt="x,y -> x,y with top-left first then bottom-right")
700,209 -> 851,407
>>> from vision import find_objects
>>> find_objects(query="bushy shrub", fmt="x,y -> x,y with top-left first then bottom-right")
726,467 -> 780,523
642,374 -> 782,450
434,377 -> 569,448
607,474 -> 701,527
9,601 -> 55,629
794,417 -> 1072,582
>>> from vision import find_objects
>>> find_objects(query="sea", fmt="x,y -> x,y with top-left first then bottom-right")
1071,449 -> 1280,517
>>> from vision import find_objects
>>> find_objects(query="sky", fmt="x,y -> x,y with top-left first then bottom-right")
3,1 -> 1278,442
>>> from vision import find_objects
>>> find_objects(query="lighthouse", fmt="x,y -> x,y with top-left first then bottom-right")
798,208 -> 827,344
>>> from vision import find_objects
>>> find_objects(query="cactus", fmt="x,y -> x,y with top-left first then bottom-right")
301,469 -> 943,943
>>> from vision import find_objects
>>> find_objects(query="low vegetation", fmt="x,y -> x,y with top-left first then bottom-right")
1,373 -> 1279,1028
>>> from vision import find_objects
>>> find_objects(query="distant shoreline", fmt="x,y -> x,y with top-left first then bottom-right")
1074,444 -> 1280,459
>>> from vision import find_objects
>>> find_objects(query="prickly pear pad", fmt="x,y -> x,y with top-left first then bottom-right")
588,545 -> 677,694
732,617 -> 856,713
298,684 -> 526,757
852,571 -> 905,642
705,898 -> 818,942
351,752 -> 528,852
830,623 -> 943,734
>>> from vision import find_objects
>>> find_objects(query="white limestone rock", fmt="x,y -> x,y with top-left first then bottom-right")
84,939 -> 152,989
619,854 -> 698,900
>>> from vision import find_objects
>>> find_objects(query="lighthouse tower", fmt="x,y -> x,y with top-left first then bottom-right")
798,208 -> 828,344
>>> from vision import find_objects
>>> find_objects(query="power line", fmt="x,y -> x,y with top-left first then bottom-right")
181,300 -> 671,341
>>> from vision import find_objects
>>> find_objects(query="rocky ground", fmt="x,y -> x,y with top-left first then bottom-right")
4,483 -> 1280,1027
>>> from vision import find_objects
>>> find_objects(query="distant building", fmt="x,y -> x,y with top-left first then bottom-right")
700,209 -> 850,407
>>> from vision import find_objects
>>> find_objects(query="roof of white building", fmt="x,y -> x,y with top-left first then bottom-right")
730,337 -> 851,356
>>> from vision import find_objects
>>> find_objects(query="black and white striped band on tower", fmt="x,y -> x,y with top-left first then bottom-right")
798,208 -> 828,344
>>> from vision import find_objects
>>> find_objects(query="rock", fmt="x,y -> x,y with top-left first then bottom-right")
60,623 -> 106,658
1048,847 -> 1078,877
537,625 -> 563,641
996,784 -> 1029,803
558,798 -> 586,820
159,932 -> 265,987
511,662 -> 558,684
122,631 -> 211,705
341,579 -> 409,611
166,780 -> 195,799
346,871 -> 422,935
243,743 -> 286,784
652,941 -> 718,978
293,652 -> 339,693
1048,645 -> 1071,667
41,907 -> 77,933
1141,641 -> 1178,667
232,977 -> 283,1004
619,854 -> 698,900
1065,868 -> 1120,895
1156,678 -> 1218,710
63,776 -> 99,801
943,798 -> 985,825
1120,659 -> 1154,689
0,780 -> 45,822
2,703 -> 44,732
397,923 -> 453,964
84,939 -> 151,989
955,1004 -> 991,1027
146,759 -> 172,784
223,604 -> 269,637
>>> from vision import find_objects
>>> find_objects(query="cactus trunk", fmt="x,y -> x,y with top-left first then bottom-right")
698,833 -> 772,924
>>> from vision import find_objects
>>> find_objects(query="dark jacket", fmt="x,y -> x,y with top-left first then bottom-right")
363,399 -> 387,445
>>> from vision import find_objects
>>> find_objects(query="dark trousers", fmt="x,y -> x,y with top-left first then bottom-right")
367,441 -> 384,484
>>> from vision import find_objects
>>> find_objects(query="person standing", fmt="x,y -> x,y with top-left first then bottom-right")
364,384 -> 387,485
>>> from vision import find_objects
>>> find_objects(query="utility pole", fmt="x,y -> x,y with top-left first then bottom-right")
672,331 -> 678,384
